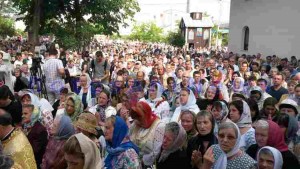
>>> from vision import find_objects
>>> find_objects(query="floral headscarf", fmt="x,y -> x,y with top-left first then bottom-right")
64,93 -> 83,122
23,105 -> 42,129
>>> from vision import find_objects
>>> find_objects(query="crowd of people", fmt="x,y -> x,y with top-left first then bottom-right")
0,39 -> 300,169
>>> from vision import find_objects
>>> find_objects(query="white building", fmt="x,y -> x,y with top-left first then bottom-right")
229,0 -> 300,59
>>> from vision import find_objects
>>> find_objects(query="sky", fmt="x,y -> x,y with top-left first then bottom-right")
120,0 -> 231,35
15,0 -> 231,35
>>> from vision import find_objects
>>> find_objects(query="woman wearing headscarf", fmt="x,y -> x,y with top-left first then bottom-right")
171,88 -> 200,122
64,93 -> 83,122
111,75 -> 125,108
21,92 -> 54,135
211,100 -> 232,136
89,90 -> 117,127
22,104 -> 48,169
229,100 -> 256,151
180,110 -> 197,141
196,85 -> 223,111
156,122 -> 190,169
104,116 -> 140,169
187,111 -> 218,169
64,133 -> 102,169
257,146 -> 283,169
146,82 -> 170,122
210,70 -> 229,102
41,115 -> 75,169
129,101 -> 165,168
246,120 -> 300,168
13,67 -> 28,92
230,77 -> 246,99
200,122 -> 256,169
78,73 -> 93,110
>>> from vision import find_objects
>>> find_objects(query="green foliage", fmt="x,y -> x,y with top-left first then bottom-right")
129,22 -> 164,42
0,15 -> 16,38
211,25 -> 229,46
165,31 -> 185,47
11,0 -> 140,49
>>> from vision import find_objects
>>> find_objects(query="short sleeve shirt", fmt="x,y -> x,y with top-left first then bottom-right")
43,58 -> 64,91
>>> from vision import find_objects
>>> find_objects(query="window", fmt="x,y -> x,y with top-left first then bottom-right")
243,26 -> 249,51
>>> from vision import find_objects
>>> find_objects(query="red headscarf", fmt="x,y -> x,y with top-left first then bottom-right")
131,101 -> 158,129
267,120 -> 289,152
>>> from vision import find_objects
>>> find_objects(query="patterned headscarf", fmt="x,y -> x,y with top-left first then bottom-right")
64,93 -> 83,122
23,105 -> 42,129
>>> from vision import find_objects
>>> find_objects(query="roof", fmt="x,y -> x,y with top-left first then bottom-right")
180,15 -> 214,28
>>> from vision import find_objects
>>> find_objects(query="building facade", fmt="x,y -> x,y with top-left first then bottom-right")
180,12 -> 214,49
229,0 -> 300,59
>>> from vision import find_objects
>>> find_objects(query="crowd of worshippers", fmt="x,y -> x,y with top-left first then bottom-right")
0,42 -> 300,169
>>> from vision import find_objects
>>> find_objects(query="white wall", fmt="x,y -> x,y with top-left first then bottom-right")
229,0 -> 300,59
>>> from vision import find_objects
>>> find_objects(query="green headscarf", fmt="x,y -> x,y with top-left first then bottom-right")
23,105 -> 42,129
64,93 -> 83,122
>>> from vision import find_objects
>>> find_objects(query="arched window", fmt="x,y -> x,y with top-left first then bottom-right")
243,26 -> 249,51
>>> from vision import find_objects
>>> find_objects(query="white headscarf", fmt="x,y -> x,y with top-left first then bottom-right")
158,122 -> 187,162
232,77 -> 245,93
236,100 -> 252,128
214,122 -> 241,169
148,82 -> 164,102
180,89 -> 198,112
75,133 -> 102,169
257,146 -> 283,169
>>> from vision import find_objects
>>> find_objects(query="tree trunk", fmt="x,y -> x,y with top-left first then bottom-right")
30,0 -> 41,45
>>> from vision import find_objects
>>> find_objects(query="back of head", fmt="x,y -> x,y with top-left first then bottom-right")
48,44 -> 58,56
0,109 -> 12,126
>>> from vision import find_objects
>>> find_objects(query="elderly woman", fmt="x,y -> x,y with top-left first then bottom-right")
230,77 -> 246,99
229,100 -> 256,151
180,110 -> 197,141
246,120 -> 300,168
197,85 -> 223,111
146,82 -> 170,122
257,146 -> 283,169
129,101 -> 165,167
22,104 -> 48,168
64,133 -> 102,169
89,90 -> 117,127
187,111 -> 218,169
156,122 -> 190,169
171,88 -> 200,122
64,93 -> 83,122
201,122 -> 256,169
41,115 -> 75,169
104,116 -> 140,169
78,73 -> 92,110
21,92 -> 54,135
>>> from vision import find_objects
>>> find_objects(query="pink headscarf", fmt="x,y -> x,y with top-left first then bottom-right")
267,120 -> 289,152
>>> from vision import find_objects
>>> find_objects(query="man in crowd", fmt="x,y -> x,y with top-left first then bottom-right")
267,72 -> 288,101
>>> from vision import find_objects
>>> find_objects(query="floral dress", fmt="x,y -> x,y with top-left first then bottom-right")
110,148 -> 141,169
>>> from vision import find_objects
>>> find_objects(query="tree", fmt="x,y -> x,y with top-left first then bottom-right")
165,31 -> 185,47
0,15 -> 16,38
129,22 -> 164,42
12,0 -> 140,48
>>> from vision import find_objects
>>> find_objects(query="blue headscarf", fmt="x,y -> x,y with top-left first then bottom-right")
55,115 -> 75,140
104,116 -> 139,169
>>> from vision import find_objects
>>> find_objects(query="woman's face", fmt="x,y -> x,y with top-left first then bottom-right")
66,99 -> 75,116
21,95 -> 32,105
15,70 -> 21,77
127,79 -> 134,87
180,90 -> 189,105
64,153 -> 84,169
79,76 -> 87,87
211,105 -> 222,120
104,120 -> 114,142
232,73 -> 239,80
218,128 -> 237,153
229,105 -> 241,123
255,127 -> 268,147
287,84 -> 296,94
206,87 -> 216,100
258,153 -> 275,169
149,86 -> 157,100
22,107 -> 32,124
234,79 -> 241,88
181,113 -> 194,132
162,131 -> 175,150
51,117 -> 60,136
196,116 -> 212,136
98,92 -> 108,106
175,98 -> 180,107
264,105 -> 276,117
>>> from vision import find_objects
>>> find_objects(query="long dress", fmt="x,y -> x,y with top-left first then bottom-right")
2,128 -> 37,169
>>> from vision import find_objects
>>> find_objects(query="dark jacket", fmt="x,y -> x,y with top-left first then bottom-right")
27,121 -> 49,169
156,149 -> 191,169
